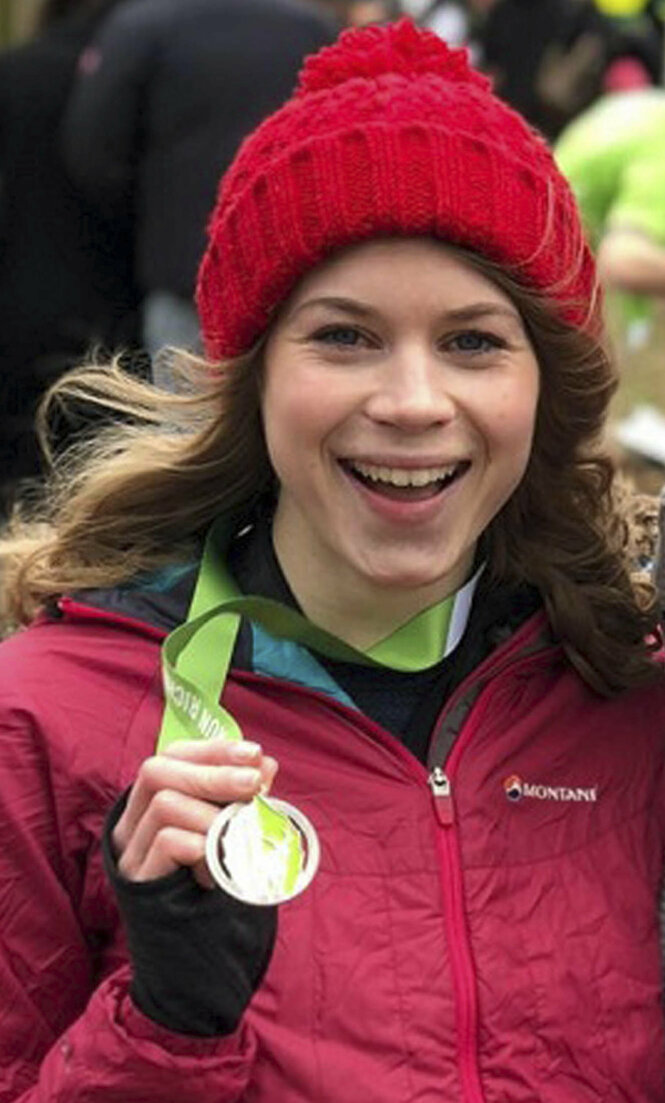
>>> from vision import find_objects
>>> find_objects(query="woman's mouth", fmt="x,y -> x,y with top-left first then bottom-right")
340,459 -> 469,501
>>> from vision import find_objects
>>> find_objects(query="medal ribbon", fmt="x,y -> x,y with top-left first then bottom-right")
157,517 -> 482,894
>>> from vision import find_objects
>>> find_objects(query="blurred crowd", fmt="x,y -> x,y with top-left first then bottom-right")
1,0 -> 665,514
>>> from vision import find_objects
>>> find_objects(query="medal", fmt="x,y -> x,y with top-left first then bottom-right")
205,795 -> 320,905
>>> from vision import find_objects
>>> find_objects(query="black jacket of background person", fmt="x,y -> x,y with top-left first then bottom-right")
477,0 -> 663,141
62,0 -> 338,303
0,1 -> 140,515
0,1 -> 139,374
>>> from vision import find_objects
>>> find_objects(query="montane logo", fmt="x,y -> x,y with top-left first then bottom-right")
503,774 -> 598,804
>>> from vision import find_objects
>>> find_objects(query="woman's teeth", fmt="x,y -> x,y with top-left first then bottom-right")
349,461 -> 460,488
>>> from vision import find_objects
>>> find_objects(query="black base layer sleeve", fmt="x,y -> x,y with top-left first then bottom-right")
102,793 -> 277,1037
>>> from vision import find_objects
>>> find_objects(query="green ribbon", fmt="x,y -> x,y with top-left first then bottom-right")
156,514 -> 483,749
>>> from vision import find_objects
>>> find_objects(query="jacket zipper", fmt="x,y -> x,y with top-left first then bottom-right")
423,640 -> 558,1103
428,766 -> 486,1103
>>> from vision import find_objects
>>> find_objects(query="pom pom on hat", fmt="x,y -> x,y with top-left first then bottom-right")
296,18 -> 490,94
197,18 -> 597,361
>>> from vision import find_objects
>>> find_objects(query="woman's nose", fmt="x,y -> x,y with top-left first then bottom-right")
364,348 -> 457,428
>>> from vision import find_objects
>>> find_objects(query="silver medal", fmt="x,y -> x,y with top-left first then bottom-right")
205,796 -> 320,906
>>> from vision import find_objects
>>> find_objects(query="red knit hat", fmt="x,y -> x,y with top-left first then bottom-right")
197,19 -> 598,360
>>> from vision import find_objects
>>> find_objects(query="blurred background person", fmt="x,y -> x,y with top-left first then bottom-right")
593,0 -> 664,37
400,0 -> 471,48
556,73 -> 665,341
0,0 -> 140,516
62,0 -> 337,388
318,0 -> 403,23
556,71 -> 665,466
473,0 -> 661,140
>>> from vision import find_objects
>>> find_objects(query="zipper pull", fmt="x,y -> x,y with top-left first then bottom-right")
429,766 -> 454,826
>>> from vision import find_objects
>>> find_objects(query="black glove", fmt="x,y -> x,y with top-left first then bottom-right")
102,793 -> 277,1036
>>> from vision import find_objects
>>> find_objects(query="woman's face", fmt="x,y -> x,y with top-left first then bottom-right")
262,238 -> 540,613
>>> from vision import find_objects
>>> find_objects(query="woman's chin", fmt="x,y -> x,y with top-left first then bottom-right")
355,558 -> 464,599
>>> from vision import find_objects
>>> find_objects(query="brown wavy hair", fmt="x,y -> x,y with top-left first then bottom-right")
0,244 -> 660,693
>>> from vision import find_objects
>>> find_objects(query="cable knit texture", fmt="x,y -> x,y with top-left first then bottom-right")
196,18 -> 598,360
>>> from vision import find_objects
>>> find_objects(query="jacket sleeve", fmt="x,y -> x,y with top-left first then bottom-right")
6,970 -> 257,1103
0,653 -> 256,1102
60,3 -> 157,209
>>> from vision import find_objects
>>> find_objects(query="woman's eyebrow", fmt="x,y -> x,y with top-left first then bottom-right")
286,295 -> 376,321
441,302 -> 523,325
286,297 -> 522,325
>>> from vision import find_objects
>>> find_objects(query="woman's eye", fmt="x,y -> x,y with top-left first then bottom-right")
448,330 -> 504,354
312,325 -> 368,348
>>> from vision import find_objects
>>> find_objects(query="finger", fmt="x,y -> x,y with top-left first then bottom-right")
113,755 -> 264,854
162,738 -> 263,765
118,755 -> 278,877
259,756 -> 279,794
132,825 -> 208,882
171,743 -> 278,795
114,738 -> 262,849
117,789 -> 222,880
192,856 -> 215,890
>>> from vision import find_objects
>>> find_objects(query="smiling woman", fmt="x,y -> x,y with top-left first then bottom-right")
263,238 -> 539,646
0,17 -> 664,1103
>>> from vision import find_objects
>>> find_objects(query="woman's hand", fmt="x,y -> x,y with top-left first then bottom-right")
112,739 -> 278,885
104,740 -> 280,1035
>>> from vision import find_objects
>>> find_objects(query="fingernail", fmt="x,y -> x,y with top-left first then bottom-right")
236,767 -> 261,789
231,741 -> 261,759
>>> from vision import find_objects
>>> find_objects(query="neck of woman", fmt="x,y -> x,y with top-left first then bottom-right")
272,525 -> 471,652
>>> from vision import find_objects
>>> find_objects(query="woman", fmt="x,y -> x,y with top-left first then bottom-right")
1,18 -> 664,1102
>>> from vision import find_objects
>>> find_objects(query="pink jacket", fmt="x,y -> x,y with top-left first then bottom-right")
1,594 -> 665,1102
